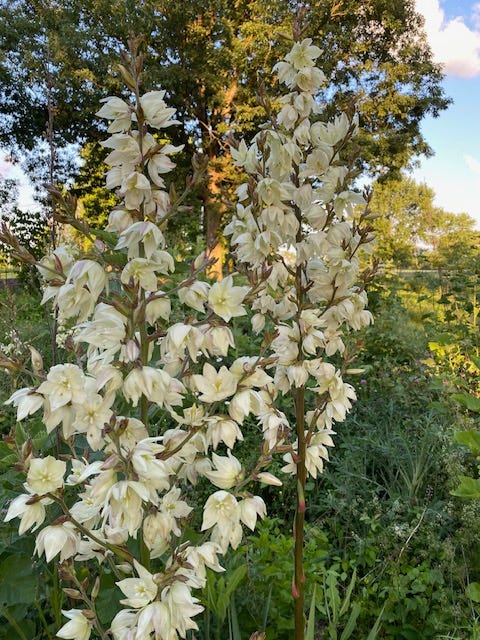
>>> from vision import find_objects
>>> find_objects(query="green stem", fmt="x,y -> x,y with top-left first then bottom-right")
52,565 -> 62,628
34,600 -> 54,640
139,527 -> 151,571
2,609 -> 28,640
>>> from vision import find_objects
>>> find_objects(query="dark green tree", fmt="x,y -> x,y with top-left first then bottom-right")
0,0 -> 451,273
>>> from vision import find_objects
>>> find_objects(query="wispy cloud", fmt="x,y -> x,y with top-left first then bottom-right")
465,153 -> 480,176
415,0 -> 480,77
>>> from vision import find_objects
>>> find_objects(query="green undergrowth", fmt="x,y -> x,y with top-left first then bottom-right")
1,272 -> 480,638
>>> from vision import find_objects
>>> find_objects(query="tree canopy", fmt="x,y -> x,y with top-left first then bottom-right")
369,175 -> 479,269
0,0 -> 451,272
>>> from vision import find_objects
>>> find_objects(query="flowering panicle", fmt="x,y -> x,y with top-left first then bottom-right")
3,35 -> 375,639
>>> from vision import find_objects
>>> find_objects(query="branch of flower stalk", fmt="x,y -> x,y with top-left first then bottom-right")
0,222 -> 38,265
156,424 -> 204,461
69,571 -> 110,640
50,494 -> 135,564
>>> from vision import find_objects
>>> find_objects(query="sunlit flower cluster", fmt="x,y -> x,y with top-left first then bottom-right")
4,37 -> 374,639
225,37 -> 374,472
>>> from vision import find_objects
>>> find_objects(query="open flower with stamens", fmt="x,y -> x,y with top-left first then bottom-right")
26,456 -> 66,495
117,561 -> 158,608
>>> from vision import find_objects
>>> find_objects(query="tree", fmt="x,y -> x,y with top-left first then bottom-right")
424,210 -> 479,271
0,0 -> 451,273
368,176 -> 436,267
368,175 -> 479,270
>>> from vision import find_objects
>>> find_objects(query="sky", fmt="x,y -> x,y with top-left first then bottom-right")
413,0 -> 480,224
1,1 -> 480,223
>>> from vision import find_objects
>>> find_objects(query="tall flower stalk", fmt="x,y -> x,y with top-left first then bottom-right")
225,36 -> 376,637
3,34 -> 375,640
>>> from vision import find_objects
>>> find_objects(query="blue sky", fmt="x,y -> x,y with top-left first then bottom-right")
414,0 -> 480,224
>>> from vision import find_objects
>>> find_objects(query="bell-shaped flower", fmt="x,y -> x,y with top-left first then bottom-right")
202,490 -> 239,529
110,609 -> 138,640
201,325 -> 235,357
35,522 -> 79,562
115,220 -> 165,260
162,323 -> 204,363
121,171 -> 152,210
104,480 -> 158,537
147,143 -> 182,185
178,280 -> 210,313
72,390 -> 114,451
239,496 -> 266,530
228,388 -> 261,423
140,91 -> 179,129
131,439 -> 171,490
66,260 -> 108,301
204,451 -> 242,489
106,208 -> 134,234
96,96 -> 132,132
26,455 -> 66,495
56,283 -> 96,321
74,304 -> 127,351
4,493 -> 50,535
162,582 -> 203,637
102,133 -> 140,166
143,513 -> 170,558
295,65 -> 326,92
36,245 -> 74,281
206,416 -> 243,450
66,459 -> 104,486
105,163 -> 136,191
145,294 -> 171,324
5,387 -> 44,421
121,258 -> 158,291
180,541 -> 225,588
57,609 -> 93,640
285,38 -> 321,70
136,601 -> 172,639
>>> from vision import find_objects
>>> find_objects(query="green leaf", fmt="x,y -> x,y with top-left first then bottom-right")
224,565 -> 247,599
466,582 -> 480,603
0,556 -> 37,608
95,573 -> 121,625
366,606 -> 384,640
229,596 -> 242,640
429,333 -> 454,347
470,355 -> 480,371
451,393 -> 480,412
451,476 -> 480,499
340,603 -> 361,640
339,568 -> 357,617
0,443 -> 17,469
305,584 -> 316,640
455,430 -> 480,456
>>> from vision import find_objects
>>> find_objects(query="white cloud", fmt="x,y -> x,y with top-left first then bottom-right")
465,153 -> 480,175
415,0 -> 480,77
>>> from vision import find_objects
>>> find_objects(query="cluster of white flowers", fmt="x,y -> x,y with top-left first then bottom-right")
4,38 -> 374,639
225,38 -> 374,476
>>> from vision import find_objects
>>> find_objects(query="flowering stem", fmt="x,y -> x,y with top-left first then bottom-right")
294,384 -> 306,639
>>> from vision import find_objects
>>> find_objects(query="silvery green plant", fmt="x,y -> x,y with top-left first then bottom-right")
3,35 -> 375,640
